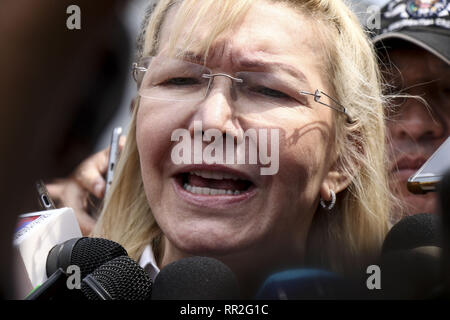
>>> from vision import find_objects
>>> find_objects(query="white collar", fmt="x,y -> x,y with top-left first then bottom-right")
138,244 -> 160,281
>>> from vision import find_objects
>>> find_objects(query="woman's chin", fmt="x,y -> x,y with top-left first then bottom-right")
166,226 -> 255,257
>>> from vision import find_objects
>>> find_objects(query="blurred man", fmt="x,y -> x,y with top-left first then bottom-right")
372,0 -> 450,220
0,0 -> 130,298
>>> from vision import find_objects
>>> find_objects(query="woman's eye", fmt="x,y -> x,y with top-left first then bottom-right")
254,86 -> 291,99
164,77 -> 200,86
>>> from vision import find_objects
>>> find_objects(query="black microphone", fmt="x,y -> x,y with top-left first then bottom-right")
81,256 -> 152,300
26,237 -> 127,300
379,213 -> 442,299
382,213 -> 442,253
152,257 -> 241,300
46,237 -> 128,279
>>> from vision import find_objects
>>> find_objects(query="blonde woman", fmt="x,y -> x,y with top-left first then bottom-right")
53,0 -> 393,297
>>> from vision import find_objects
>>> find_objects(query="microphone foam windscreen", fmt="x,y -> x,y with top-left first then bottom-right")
46,237 -> 128,278
81,256 -> 152,300
152,257 -> 240,300
382,213 -> 442,253
380,250 -> 441,299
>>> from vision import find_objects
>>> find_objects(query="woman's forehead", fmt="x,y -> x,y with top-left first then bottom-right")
155,0 -> 327,66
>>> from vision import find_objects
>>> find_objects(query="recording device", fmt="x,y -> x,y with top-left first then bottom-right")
105,126 -> 123,195
46,237 -> 128,279
379,213 -> 442,299
152,257 -> 241,300
25,268 -> 71,300
25,237 -> 128,300
28,256 -> 152,300
407,135 -> 450,194
382,213 -> 442,253
81,256 -> 152,300
254,269 -> 348,300
35,180 -> 56,210
13,208 -> 82,298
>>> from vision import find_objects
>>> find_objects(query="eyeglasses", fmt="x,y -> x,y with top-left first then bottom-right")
132,56 -> 356,124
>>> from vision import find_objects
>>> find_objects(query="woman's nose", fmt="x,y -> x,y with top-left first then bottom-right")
390,100 -> 444,142
188,78 -> 241,137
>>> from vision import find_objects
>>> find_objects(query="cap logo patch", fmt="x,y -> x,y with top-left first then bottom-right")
407,0 -> 448,18
383,0 -> 450,31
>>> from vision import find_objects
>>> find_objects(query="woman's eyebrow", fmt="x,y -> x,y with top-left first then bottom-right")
177,50 -> 311,87
238,58 -> 310,86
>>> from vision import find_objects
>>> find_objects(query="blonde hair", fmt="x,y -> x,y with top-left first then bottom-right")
93,0 -> 392,275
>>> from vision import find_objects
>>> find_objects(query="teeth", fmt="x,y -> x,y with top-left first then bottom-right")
184,183 -> 193,192
190,170 -> 241,181
183,183 -> 242,195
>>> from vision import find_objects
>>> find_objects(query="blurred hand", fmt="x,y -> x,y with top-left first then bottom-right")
46,136 -> 126,236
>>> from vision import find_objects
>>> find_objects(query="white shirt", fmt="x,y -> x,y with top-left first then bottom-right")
138,244 -> 160,281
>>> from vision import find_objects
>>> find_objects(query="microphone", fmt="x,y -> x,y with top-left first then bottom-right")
254,269 -> 349,300
46,237 -> 128,279
379,213 -> 442,299
13,207 -> 82,298
25,237 -> 128,300
152,257 -> 241,300
382,213 -> 442,253
81,256 -> 152,300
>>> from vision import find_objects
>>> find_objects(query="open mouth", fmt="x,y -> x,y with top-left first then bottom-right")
175,170 -> 255,196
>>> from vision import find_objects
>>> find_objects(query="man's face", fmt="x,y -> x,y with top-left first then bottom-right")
384,43 -> 450,219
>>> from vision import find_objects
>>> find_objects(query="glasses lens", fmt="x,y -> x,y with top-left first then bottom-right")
139,56 -> 211,101
236,71 -> 308,109
136,57 -> 309,110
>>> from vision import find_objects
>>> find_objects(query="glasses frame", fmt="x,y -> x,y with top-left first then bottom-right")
132,57 -> 356,124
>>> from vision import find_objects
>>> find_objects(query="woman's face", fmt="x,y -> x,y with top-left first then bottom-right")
136,1 -> 338,268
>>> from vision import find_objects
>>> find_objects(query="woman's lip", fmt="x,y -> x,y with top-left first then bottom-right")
172,164 -> 258,186
172,178 -> 257,209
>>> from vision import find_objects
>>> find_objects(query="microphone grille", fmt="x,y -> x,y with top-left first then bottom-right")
81,256 -> 152,300
152,256 -> 240,300
382,213 -> 442,253
71,238 -> 128,278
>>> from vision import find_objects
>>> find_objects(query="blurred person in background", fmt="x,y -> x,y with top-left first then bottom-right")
372,0 -> 450,221
0,0 -> 130,298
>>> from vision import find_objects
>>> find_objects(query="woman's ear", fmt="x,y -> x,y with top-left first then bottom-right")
320,162 -> 353,201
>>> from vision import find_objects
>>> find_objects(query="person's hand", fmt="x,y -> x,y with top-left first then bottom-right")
46,136 -> 126,236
